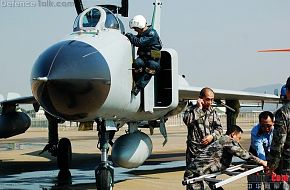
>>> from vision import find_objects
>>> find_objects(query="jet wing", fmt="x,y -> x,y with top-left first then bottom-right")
178,77 -> 280,102
1,96 -> 36,105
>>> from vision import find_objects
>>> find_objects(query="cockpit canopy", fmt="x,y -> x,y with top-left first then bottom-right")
73,6 -> 124,33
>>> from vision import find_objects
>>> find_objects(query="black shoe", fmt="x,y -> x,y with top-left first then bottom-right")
131,86 -> 140,96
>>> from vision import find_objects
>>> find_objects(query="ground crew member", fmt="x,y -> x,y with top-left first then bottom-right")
248,111 -> 274,190
125,15 -> 162,96
183,87 -> 223,167
267,76 -> 290,190
184,125 -> 267,190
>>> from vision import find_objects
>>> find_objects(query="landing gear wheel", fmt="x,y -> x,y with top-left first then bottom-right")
57,138 -> 72,171
96,168 -> 113,190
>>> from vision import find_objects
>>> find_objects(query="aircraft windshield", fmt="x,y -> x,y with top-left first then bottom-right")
73,7 -> 120,32
83,8 -> 100,27
104,9 -> 119,29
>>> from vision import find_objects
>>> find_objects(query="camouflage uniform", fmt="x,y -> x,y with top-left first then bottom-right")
267,101 -> 290,189
183,104 -> 223,166
184,135 -> 262,190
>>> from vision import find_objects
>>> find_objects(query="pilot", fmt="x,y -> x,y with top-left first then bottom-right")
125,15 -> 162,96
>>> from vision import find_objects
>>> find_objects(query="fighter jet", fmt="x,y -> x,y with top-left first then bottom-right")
0,0 -> 280,189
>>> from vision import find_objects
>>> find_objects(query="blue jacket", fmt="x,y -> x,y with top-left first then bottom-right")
126,26 -> 162,55
250,123 -> 273,161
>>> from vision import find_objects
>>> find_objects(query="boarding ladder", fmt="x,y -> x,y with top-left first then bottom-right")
182,164 -> 264,189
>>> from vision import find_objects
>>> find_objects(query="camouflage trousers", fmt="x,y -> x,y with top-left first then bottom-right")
269,181 -> 289,190
269,165 -> 290,190
185,180 -> 211,190
270,160 -> 290,190
186,142 -> 206,167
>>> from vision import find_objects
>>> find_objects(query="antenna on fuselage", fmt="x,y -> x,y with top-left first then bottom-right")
151,0 -> 162,36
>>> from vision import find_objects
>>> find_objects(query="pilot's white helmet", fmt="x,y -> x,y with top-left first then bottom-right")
129,15 -> 146,29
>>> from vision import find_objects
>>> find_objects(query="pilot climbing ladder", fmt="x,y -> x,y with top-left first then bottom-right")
182,164 -> 264,189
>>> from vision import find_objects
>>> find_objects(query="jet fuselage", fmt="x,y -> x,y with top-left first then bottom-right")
31,6 -> 177,122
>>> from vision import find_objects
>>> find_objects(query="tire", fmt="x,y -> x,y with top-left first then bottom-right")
96,169 -> 113,190
57,138 -> 72,171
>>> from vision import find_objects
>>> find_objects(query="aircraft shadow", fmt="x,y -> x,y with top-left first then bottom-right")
0,150 -> 185,175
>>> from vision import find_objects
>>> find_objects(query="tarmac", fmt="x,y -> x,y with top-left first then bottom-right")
0,124 -> 253,190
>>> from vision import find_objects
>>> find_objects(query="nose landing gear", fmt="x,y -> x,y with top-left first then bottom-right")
57,138 -> 72,171
95,162 -> 114,190
95,119 -> 116,190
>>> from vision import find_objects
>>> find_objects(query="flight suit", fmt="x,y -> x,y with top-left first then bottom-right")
183,104 -> 223,166
267,101 -> 290,190
125,26 -> 162,92
184,135 -> 263,190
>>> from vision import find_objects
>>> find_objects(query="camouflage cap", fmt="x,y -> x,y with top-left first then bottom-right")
286,76 -> 290,89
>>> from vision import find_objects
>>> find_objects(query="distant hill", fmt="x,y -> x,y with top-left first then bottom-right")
242,83 -> 283,95
240,83 -> 283,112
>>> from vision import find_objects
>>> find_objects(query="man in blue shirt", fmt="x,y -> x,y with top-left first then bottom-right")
248,111 -> 274,190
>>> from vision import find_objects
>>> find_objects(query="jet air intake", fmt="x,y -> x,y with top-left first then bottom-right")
31,40 -> 111,121
111,131 -> 153,168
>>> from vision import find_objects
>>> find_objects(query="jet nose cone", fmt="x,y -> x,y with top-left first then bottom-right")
31,40 -> 111,120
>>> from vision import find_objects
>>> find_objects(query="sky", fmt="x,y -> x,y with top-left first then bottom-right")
0,0 -> 290,97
